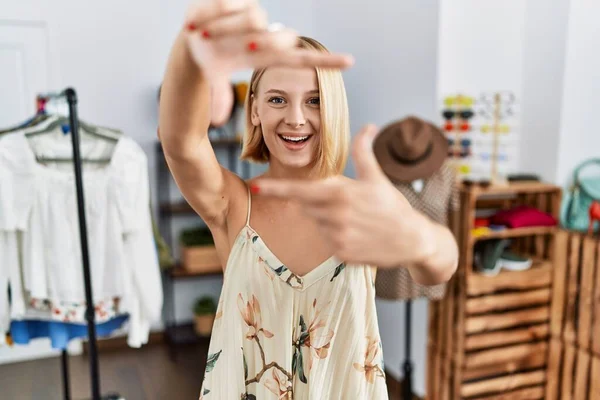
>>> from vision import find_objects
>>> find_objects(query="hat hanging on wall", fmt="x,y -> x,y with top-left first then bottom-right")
373,116 -> 449,183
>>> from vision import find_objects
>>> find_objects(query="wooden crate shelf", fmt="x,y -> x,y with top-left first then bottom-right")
466,259 -> 552,296
468,385 -> 546,400
465,306 -> 550,334
465,287 -> 551,314
461,349 -> 547,382
461,369 -> 546,398
472,226 -> 556,243
426,181 -> 563,400
464,323 -> 549,351
463,181 -> 562,197
545,231 -> 600,400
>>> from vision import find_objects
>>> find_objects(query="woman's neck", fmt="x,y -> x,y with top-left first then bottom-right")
264,160 -> 316,180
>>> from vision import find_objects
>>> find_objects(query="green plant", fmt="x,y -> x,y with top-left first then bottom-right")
193,296 -> 217,316
179,226 -> 215,247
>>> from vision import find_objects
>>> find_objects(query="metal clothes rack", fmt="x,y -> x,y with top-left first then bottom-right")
403,300 -> 413,400
47,88 -> 120,400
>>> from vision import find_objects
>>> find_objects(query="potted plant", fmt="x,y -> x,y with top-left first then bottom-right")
193,296 -> 217,336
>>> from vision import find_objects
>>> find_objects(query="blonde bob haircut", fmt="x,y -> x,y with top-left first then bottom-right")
239,36 -> 350,178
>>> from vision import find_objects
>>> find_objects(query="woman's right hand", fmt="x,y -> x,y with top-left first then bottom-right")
184,0 -> 354,80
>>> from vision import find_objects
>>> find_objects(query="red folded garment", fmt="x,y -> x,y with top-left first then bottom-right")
490,205 -> 557,228
474,217 -> 490,227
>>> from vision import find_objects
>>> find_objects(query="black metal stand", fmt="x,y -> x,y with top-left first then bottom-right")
402,300 -> 413,400
61,350 -> 71,400
64,87 -> 101,400
63,88 -> 122,400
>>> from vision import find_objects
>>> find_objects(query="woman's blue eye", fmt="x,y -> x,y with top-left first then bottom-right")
268,97 -> 285,104
308,97 -> 320,105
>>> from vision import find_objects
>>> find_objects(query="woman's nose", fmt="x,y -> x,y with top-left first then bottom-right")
284,105 -> 306,128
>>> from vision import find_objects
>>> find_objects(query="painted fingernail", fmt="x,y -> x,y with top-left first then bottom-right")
186,22 -> 197,31
249,184 -> 260,194
248,41 -> 258,52
202,30 -> 210,39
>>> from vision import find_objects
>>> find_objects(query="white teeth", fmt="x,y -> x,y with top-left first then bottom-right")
282,135 -> 308,142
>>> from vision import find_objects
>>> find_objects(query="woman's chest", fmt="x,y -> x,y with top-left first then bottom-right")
250,204 -> 333,277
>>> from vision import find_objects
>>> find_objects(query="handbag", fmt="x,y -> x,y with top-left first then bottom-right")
560,158 -> 600,233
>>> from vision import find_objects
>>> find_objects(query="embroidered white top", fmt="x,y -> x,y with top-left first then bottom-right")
0,127 -> 162,347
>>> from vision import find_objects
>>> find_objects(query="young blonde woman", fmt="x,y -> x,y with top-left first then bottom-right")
159,1 -> 459,398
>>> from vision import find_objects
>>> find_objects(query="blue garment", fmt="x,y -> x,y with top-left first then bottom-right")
10,315 -> 129,350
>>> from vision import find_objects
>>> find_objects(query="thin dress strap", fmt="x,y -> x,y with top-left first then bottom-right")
245,185 -> 252,226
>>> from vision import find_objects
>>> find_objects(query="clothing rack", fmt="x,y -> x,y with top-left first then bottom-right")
403,300 -> 413,400
42,88 -> 118,400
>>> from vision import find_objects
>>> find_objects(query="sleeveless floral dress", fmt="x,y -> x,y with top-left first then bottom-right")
199,190 -> 388,399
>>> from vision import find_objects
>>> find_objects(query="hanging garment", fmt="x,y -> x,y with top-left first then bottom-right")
375,162 -> 459,301
10,315 -> 129,350
27,295 -> 125,324
0,125 -> 163,348
151,203 -> 175,269
199,190 -> 388,400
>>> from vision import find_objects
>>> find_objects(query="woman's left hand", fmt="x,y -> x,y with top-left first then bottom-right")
251,125 -> 447,270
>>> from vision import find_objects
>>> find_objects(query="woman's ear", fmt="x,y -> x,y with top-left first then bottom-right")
250,95 -> 260,126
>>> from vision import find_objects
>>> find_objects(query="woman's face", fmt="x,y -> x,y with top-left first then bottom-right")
251,67 -> 321,171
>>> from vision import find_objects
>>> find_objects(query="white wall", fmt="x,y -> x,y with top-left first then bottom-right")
438,0 -> 598,187
314,0 -> 441,178
437,0 -> 527,181
437,1 -> 526,95
519,0 -> 571,183
555,0 -> 600,187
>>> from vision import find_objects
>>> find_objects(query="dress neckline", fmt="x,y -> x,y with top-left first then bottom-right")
241,225 -> 344,291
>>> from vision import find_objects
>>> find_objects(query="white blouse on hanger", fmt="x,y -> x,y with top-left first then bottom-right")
0,126 -> 162,347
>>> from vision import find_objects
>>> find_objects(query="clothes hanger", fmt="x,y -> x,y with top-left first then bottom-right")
24,115 -> 119,164
0,113 -> 52,135
24,114 -> 120,142
27,94 -> 122,142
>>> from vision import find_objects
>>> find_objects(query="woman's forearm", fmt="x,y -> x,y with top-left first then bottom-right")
405,213 -> 459,286
158,30 -> 211,159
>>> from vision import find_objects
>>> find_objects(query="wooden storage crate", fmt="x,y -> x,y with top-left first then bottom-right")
545,231 -> 600,400
180,244 -> 221,273
427,182 -> 563,400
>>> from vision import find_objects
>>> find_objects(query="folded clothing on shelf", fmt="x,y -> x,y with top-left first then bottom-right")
474,217 -> 490,227
490,205 -> 557,228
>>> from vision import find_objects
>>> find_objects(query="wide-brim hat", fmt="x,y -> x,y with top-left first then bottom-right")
373,116 -> 448,183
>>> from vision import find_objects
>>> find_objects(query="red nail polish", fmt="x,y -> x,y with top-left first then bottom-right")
202,30 -> 210,39
249,184 -> 260,194
248,41 -> 258,51
186,22 -> 197,31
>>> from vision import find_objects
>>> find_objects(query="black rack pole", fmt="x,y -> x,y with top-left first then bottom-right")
402,300 -> 413,400
64,87 -> 101,400
61,350 -> 71,400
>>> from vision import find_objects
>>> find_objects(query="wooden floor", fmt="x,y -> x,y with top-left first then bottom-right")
0,342 -> 416,400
